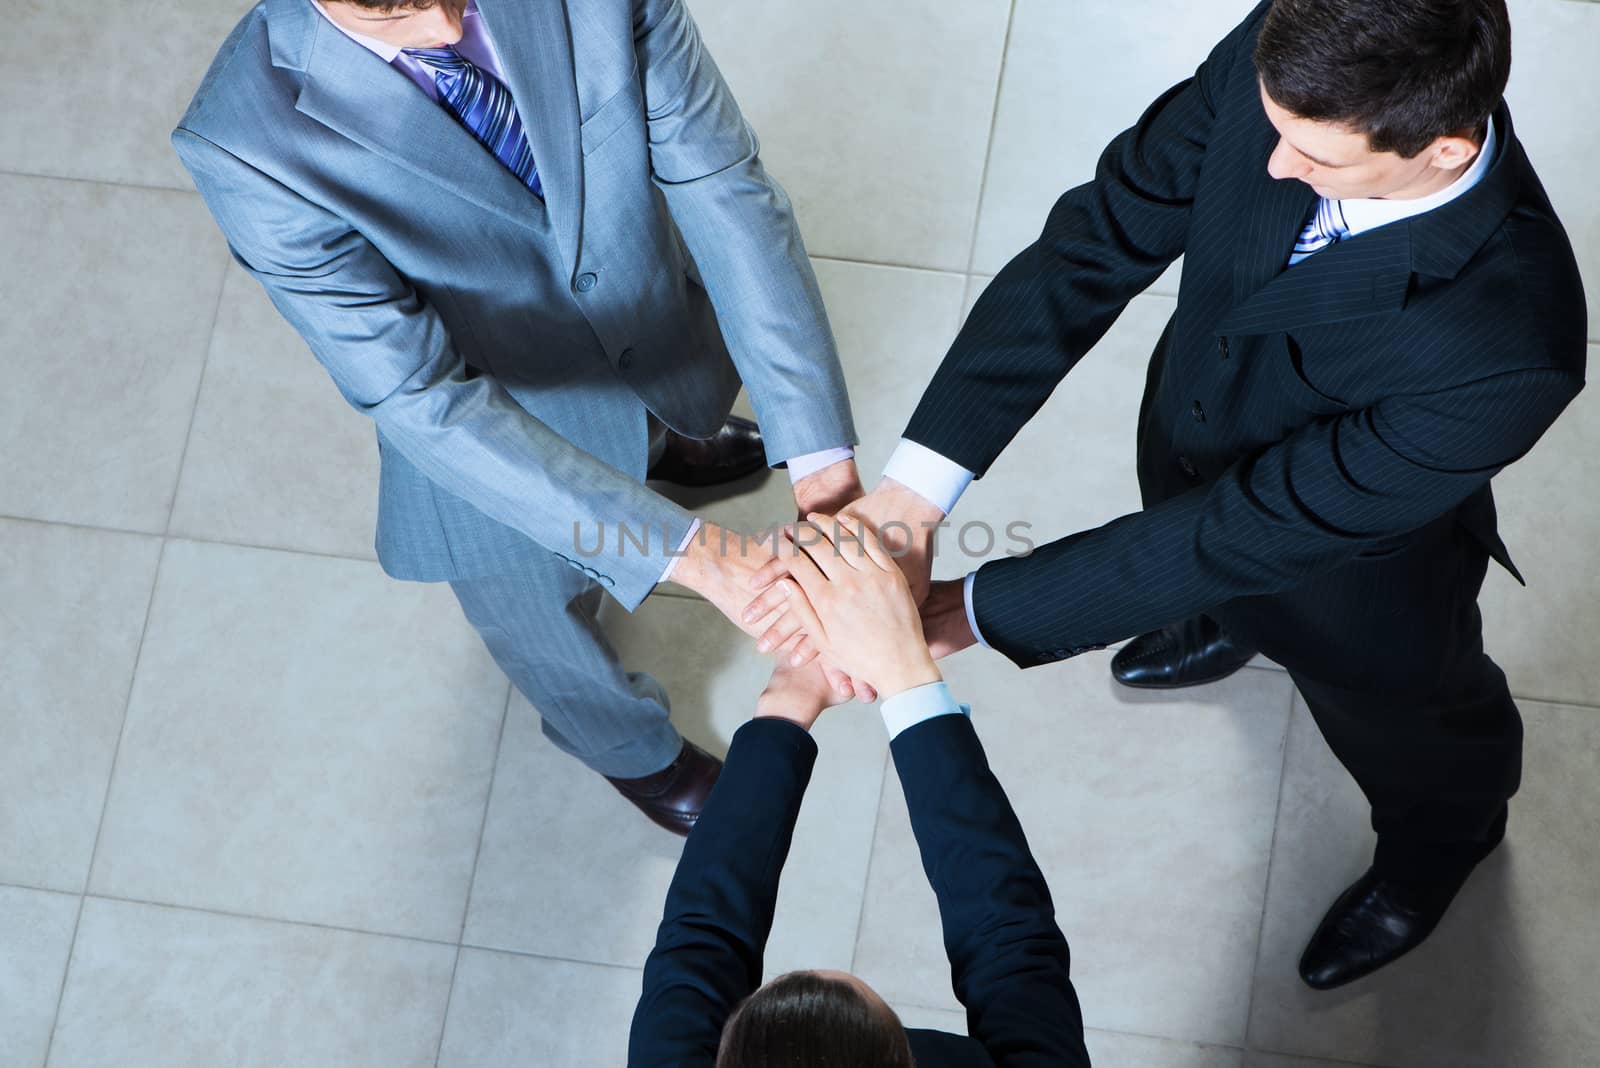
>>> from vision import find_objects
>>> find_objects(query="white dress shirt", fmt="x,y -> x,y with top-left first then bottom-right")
879,680 -> 969,740
886,118 -> 1499,647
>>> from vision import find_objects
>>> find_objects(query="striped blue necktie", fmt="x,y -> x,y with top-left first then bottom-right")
403,45 -> 544,199
1287,198 -> 1349,266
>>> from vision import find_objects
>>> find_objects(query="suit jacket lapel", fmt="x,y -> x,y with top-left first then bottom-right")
1217,221 -> 1413,335
475,0 -> 585,271
277,0 -> 548,235
1231,115 -> 1319,306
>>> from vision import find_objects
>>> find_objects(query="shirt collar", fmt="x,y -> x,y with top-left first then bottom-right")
308,0 -> 478,64
1338,117 -> 1498,238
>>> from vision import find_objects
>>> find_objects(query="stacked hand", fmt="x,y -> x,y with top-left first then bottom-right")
752,514 -> 941,699
671,462 -> 977,704
670,461 -> 870,702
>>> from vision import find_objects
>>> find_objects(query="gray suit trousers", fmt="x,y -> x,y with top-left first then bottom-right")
447,419 -> 681,780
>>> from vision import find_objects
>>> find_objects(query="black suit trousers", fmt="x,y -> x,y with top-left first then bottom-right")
1212,521 -> 1520,882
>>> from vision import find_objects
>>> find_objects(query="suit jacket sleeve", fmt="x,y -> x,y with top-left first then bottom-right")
901,1 -> 1269,476
632,0 -> 857,465
172,129 -> 694,610
972,366 -> 1582,666
891,714 -> 1091,1067
628,718 -> 818,1067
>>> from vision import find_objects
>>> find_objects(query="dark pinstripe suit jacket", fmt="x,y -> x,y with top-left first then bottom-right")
905,1 -> 1588,669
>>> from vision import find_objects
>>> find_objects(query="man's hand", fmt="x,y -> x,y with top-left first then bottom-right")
920,578 -> 979,659
791,458 -> 864,520
758,514 -> 942,699
839,477 -> 945,606
669,520 -> 871,703
754,659 -> 851,731
668,520 -> 783,641
776,459 -> 872,703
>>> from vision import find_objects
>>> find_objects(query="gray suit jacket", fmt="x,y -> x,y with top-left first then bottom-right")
173,0 -> 856,608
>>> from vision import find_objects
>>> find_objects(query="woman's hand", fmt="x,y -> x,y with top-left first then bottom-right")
757,513 -> 941,700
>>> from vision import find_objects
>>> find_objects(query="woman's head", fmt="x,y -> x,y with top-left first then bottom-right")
716,970 -> 915,1068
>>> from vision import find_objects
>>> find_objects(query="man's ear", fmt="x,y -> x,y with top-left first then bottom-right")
1426,130 -> 1483,172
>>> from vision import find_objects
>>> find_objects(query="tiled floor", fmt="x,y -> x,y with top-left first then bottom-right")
3,0 -> 1597,1066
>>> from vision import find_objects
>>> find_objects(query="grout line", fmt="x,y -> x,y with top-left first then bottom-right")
0,166 -> 195,197
810,253 -> 968,279
164,251 -> 235,537
1238,684 -> 1300,1049
70,890 -> 463,950
0,513 -> 384,567
962,0 -> 1020,276
1081,1026 -> 1245,1057
0,880 -> 80,899
847,745 -> 896,974
0,513 -> 165,542
432,681 -> 516,1068
41,535 -> 170,1065
453,944 -> 645,974
1243,1046 -> 1393,1068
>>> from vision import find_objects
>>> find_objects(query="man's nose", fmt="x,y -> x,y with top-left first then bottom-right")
1266,138 -> 1310,181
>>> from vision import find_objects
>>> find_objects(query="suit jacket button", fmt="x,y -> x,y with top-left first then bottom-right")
575,272 -> 598,293
1218,337 -> 1230,360
618,347 -> 635,370
1191,401 -> 1206,423
1179,455 -> 1198,477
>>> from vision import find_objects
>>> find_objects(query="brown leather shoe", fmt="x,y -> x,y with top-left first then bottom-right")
646,415 -> 767,487
606,740 -> 723,837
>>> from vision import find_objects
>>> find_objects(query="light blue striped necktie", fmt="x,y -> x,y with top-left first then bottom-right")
1287,198 -> 1349,266
403,45 -> 544,199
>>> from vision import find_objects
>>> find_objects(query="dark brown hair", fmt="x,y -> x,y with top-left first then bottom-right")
1254,0 -> 1511,158
716,972 -> 915,1068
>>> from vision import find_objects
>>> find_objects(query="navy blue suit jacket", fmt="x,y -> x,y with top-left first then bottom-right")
905,1 -> 1586,673
628,714 -> 1090,1066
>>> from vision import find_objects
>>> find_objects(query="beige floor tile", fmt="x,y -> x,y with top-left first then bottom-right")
49,898 -> 455,1068
970,0 -> 1241,282
0,520 -> 161,891
170,264 -> 380,560
0,0 -> 256,189
950,293 -> 1166,582
88,540 -> 505,941
0,175 -> 227,532
464,595 -> 889,980
1246,697 -> 1600,1067
855,651 -> 1295,1046
0,886 -> 80,1068
691,0 -> 1011,271
1243,1054 -> 1379,1068
656,259 -> 968,541
1504,0 -> 1600,337
436,950 -> 641,1068
1479,344 -> 1600,707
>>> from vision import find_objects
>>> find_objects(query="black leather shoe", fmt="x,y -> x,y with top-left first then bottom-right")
646,415 -> 766,487
1298,867 -> 1461,989
1111,615 -> 1256,689
606,739 -> 722,837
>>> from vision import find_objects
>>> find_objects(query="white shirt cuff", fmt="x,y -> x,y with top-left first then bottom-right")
882,439 -> 975,516
962,570 -> 991,649
785,446 -> 856,483
879,680 -> 970,741
657,517 -> 702,584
